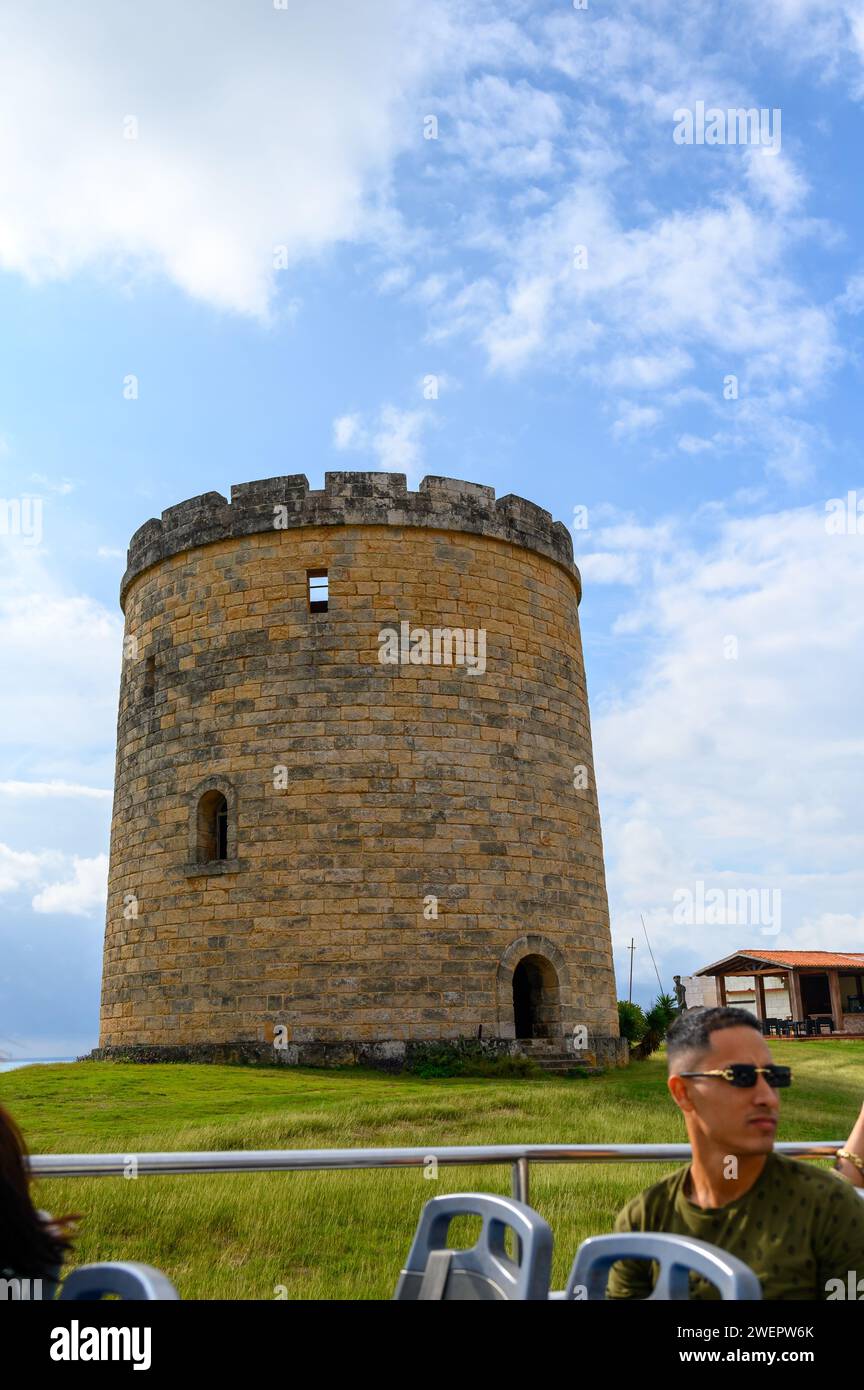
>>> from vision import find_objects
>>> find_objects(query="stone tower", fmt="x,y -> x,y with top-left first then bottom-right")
98,472 -> 625,1066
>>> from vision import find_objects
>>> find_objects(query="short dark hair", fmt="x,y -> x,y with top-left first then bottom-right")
666,1006 -> 761,1072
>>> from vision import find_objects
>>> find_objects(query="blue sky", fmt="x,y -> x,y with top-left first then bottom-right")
1,0 -> 863,1056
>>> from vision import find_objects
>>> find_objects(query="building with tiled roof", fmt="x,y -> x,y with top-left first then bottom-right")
680,949 -> 864,1036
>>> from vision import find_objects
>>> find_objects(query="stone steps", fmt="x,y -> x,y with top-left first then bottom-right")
531,1058 -> 603,1075
514,1047 -> 602,1075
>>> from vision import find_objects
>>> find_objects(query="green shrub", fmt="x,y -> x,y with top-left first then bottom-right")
617,1000 -> 647,1044
459,1055 -> 536,1079
404,1040 -> 536,1079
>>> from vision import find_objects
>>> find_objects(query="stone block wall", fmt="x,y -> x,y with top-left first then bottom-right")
99,472 -> 622,1057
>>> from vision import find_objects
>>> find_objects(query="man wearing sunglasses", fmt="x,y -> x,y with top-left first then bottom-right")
606,1006 -> 864,1299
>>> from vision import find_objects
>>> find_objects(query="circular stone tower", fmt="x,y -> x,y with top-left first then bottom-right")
98,472 -> 625,1067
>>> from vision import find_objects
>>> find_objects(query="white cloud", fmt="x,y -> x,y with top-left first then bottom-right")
575,518 -> 678,587
395,6 -> 846,467
372,406 -> 431,477
612,403 -> 662,439
606,350 -> 694,390
0,781 -> 112,800
445,74 -> 564,180
0,593 -> 120,750
332,404 -> 434,485
482,272 -> 557,374
0,0 -> 463,318
577,552 -> 641,585
0,558 -> 115,918
726,398 -> 828,486
0,547 -> 122,754
32,854 -> 108,918
376,265 -> 413,295
333,415 -> 363,450
742,0 -> 864,97
838,272 -> 864,314
744,148 -> 809,213
591,519 -> 677,553
791,914 -> 864,953
412,275 -> 454,307
677,433 -> 715,454
0,0 -> 849,477
592,500 -> 864,983
0,844 -> 63,895
424,170 -> 839,473
30,474 -> 76,495
480,194 -> 835,391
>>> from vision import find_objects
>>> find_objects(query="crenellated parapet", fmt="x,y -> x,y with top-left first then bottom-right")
120,472 -> 579,607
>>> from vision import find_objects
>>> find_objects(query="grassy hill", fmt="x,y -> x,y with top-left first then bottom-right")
3,1041 -> 861,1299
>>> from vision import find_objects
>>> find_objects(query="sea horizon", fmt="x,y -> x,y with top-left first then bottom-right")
0,1057 -> 77,1073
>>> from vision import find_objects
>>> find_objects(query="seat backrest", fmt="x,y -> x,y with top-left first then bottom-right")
394,1193 -> 553,1301
58,1261 -> 180,1301
563,1232 -> 762,1301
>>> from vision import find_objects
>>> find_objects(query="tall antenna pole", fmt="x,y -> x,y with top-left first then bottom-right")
627,938 -> 636,1002
641,914 -> 665,995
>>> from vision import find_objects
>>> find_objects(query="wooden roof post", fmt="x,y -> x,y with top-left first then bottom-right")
828,971 -> 843,1035
788,969 -> 803,1021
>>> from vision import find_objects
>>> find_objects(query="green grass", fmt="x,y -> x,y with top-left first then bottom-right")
3,1041 -> 862,1299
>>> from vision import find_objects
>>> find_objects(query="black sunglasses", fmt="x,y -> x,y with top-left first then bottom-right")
679,1064 -> 792,1089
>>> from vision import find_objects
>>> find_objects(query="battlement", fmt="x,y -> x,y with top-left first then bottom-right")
120,472 -> 580,607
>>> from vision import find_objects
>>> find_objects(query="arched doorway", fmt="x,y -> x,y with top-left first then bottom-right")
496,935 -> 570,1041
512,954 -> 561,1039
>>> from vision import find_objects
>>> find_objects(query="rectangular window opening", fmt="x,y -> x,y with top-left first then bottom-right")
143,655 -> 156,701
307,569 -> 329,613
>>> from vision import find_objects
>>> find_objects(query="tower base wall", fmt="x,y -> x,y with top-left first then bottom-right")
88,1035 -> 629,1070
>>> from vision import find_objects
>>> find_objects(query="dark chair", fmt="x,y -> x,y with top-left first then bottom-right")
57,1261 -> 180,1301
554,1232 -> 762,1301
394,1193 -> 553,1300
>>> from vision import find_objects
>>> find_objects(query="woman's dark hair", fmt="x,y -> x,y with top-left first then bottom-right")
0,1103 -> 75,1279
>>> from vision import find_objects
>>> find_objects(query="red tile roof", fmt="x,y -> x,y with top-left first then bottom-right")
696,949 -> 864,976
739,950 -> 864,967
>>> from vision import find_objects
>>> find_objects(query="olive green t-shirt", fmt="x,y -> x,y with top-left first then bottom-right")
606,1152 -> 864,1300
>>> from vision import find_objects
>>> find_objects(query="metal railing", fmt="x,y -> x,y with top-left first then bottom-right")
29,1140 -> 844,1206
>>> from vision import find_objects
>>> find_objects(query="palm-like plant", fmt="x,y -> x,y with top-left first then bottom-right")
633,992 -> 680,1059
